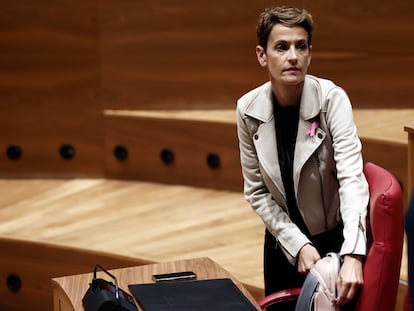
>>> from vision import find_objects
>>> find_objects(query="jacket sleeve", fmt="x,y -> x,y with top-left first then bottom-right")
324,87 -> 369,257
236,101 -> 311,265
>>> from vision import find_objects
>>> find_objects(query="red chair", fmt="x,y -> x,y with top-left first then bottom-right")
258,162 -> 404,310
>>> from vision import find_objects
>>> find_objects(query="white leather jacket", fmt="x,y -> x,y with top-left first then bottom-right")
236,75 -> 369,264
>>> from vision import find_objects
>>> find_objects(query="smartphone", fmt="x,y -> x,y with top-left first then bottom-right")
152,271 -> 197,282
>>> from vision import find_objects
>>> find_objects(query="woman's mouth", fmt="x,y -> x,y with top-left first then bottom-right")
284,67 -> 300,72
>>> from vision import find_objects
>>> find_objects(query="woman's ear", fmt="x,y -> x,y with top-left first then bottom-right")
256,45 -> 267,67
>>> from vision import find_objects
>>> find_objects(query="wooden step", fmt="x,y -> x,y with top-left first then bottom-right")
104,109 -> 243,192
104,108 -> 413,203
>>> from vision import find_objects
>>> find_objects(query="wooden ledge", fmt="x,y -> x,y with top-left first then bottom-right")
105,108 -> 414,145
104,109 -> 236,124
353,109 -> 414,145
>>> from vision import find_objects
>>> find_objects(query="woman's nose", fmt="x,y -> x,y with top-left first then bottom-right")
287,46 -> 298,60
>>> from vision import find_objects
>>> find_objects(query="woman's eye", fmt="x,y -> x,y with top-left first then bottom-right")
296,42 -> 308,51
276,43 -> 288,51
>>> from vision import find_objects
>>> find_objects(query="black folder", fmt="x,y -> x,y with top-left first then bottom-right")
128,278 -> 257,311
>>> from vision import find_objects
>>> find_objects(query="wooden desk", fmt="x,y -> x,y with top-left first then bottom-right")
405,124 -> 414,198
51,257 -> 261,311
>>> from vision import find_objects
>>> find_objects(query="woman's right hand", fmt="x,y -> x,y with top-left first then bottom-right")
297,243 -> 321,274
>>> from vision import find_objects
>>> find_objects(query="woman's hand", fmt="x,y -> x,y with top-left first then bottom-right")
336,255 -> 363,305
297,243 -> 320,274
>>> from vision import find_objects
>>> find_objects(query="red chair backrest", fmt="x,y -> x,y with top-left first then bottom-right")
356,162 -> 404,310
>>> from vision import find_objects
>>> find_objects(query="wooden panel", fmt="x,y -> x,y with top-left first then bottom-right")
0,0 -> 413,178
102,108 -> 413,197
306,0 -> 414,109
100,0 -> 414,110
0,1 -> 104,177
0,237 -> 151,311
396,284 -> 409,311
99,0 -> 275,110
104,111 -> 243,191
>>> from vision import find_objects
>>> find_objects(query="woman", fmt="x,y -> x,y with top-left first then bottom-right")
236,6 -> 369,310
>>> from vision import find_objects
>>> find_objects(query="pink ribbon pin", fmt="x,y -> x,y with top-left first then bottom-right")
306,120 -> 320,137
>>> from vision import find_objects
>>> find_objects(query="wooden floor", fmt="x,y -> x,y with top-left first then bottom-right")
0,108 -> 412,309
0,178 -> 266,291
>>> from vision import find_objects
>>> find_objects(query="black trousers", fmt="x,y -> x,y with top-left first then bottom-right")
264,225 -> 344,311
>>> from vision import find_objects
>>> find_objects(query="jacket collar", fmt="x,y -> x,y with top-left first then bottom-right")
244,75 -> 322,123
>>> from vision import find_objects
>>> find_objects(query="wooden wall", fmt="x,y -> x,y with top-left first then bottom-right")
99,0 -> 414,110
303,0 -> 414,109
0,1 -> 103,177
0,0 -> 413,178
0,3 -> 412,309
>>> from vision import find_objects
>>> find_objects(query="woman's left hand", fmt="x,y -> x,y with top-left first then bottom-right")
336,255 -> 363,305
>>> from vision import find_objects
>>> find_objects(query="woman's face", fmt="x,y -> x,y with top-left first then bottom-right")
256,24 -> 312,87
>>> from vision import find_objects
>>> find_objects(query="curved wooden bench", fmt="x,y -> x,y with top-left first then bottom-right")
0,237 -> 152,311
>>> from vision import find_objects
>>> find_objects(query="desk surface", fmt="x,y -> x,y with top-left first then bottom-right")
51,257 -> 261,311
405,124 -> 414,134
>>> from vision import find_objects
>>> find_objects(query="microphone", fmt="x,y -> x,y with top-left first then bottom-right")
82,264 -> 137,311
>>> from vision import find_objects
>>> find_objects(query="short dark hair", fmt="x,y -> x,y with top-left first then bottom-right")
256,6 -> 314,50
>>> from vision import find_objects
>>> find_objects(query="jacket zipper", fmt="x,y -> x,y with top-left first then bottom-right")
351,214 -> 366,254
315,154 -> 329,230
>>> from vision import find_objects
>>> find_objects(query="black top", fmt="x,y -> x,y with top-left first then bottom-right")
273,96 -> 309,236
